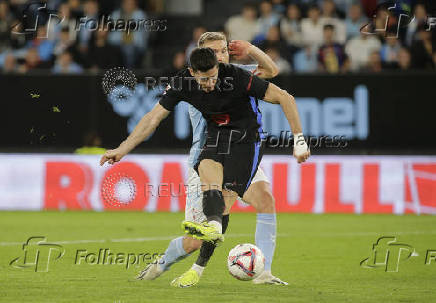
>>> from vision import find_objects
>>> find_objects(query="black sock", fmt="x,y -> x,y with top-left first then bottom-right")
195,215 -> 230,267
202,189 -> 225,223
222,214 -> 229,233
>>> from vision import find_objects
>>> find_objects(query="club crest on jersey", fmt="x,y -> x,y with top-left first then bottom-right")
211,113 -> 230,126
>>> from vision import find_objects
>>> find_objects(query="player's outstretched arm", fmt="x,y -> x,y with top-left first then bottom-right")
100,103 -> 170,166
263,83 -> 310,163
229,40 -> 279,79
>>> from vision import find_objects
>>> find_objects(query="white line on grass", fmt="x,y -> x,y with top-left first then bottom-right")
1,231 -> 435,247
0,233 -> 256,246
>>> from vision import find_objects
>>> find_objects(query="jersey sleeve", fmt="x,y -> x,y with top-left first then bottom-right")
234,65 -> 269,100
158,85 -> 182,111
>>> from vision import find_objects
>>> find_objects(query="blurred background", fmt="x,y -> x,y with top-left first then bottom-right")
0,0 -> 435,214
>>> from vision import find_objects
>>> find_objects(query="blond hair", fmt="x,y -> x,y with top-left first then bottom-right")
197,32 -> 227,47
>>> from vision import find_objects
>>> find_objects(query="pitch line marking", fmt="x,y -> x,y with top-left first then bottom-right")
1,231 -> 435,246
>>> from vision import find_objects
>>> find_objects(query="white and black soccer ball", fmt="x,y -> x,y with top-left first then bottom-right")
227,243 -> 265,281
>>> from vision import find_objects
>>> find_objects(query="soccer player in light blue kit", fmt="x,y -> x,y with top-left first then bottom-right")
137,32 -> 289,286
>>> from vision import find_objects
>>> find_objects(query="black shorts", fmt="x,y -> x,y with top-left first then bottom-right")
194,136 -> 264,197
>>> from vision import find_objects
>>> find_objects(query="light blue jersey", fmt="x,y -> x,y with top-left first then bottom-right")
187,64 -> 258,168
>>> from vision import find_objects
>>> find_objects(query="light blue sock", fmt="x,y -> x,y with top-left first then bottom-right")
159,236 -> 189,271
255,213 -> 277,271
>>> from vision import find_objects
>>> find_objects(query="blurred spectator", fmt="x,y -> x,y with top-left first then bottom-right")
2,53 -> 17,73
27,25 -> 55,62
328,0 -> 355,18
397,47 -> 411,71
280,3 -> 303,47
53,27 -> 76,57
321,0 -> 346,44
88,29 -> 122,70
373,7 -> 398,41
258,26 -> 293,63
265,46 -> 291,75
108,0 -> 149,68
55,2 -> 78,41
257,0 -> 280,36
345,32 -> 381,71
317,24 -> 349,73
380,37 -> 401,66
77,0 -> 99,53
320,0 -> 339,18
19,47 -> 50,73
68,0 -> 83,19
345,3 -> 367,40
410,23 -> 434,69
165,51 -> 186,76
271,0 -> 286,15
52,50 -> 83,74
293,46 -> 318,72
301,4 -> 324,48
185,25 -> 206,63
8,23 -> 27,50
225,3 -> 259,42
365,50 -> 382,73
405,3 -> 428,46
0,1 -> 15,52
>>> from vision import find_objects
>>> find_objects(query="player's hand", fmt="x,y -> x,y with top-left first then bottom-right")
228,40 -> 253,60
99,148 -> 126,166
293,134 -> 310,164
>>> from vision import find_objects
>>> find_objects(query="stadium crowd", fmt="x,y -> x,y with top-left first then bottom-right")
0,0 -> 435,74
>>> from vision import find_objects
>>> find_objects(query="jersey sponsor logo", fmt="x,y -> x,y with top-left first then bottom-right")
211,113 -> 230,126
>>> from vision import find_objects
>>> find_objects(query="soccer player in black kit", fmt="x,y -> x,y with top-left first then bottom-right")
100,47 -> 310,284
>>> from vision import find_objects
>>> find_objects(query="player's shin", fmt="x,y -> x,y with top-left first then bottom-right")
159,236 -> 191,271
192,214 -> 230,276
202,189 -> 226,233
255,213 -> 277,272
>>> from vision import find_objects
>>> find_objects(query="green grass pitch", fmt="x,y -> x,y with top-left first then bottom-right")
0,212 -> 435,303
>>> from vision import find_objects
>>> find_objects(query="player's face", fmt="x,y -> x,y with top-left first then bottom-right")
202,40 -> 229,64
190,65 -> 219,93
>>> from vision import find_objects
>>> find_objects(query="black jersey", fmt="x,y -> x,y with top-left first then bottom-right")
159,63 -> 269,143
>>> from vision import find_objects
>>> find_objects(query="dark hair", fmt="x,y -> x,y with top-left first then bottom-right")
243,2 -> 257,10
308,3 -> 320,11
189,47 -> 218,72
323,24 -> 335,31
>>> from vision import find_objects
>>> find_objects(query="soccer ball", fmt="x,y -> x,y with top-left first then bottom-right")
227,243 -> 265,281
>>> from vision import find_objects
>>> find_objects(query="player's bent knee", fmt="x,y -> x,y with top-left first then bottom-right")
255,189 -> 275,213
